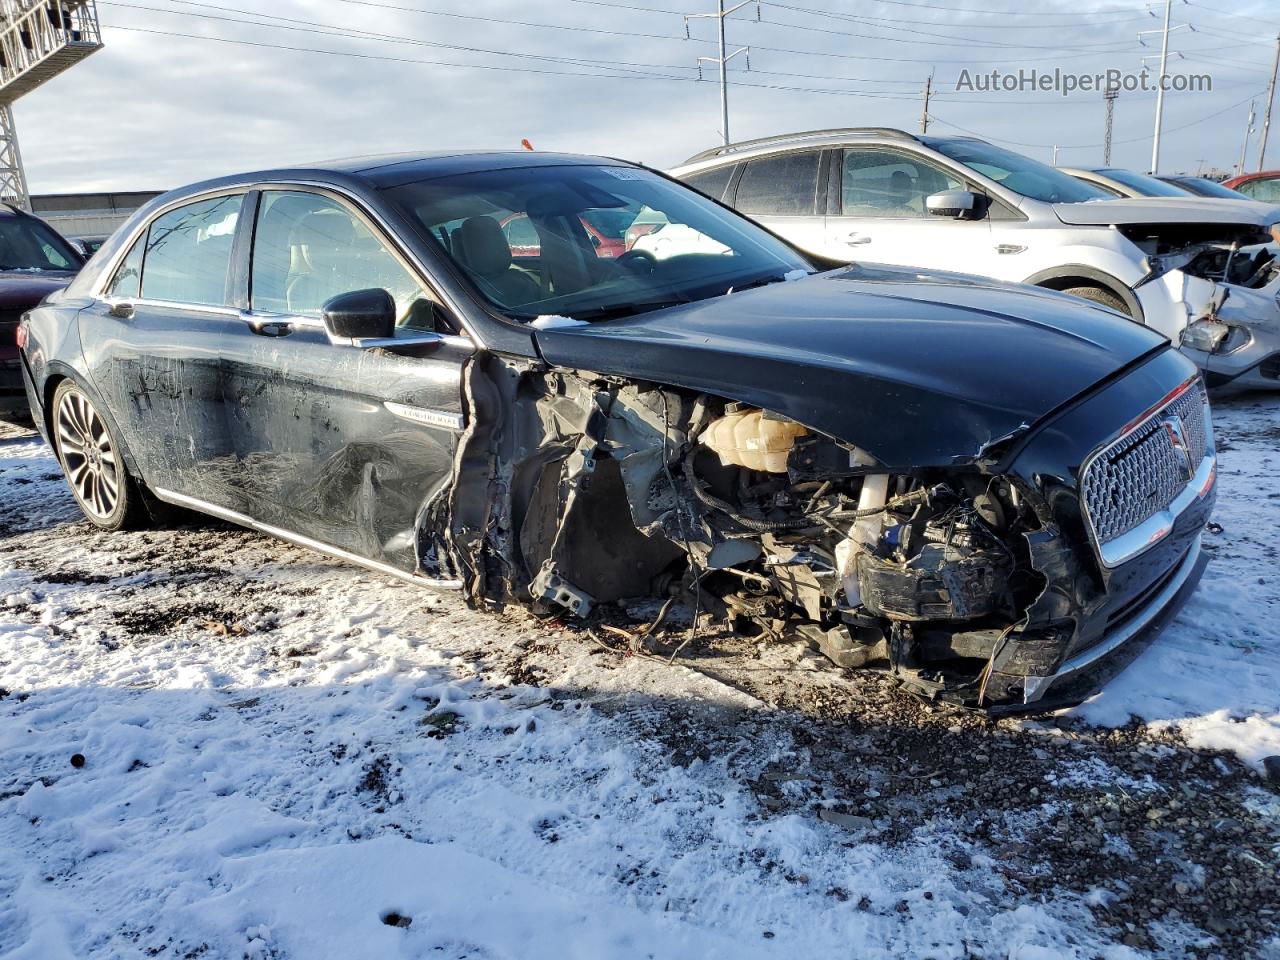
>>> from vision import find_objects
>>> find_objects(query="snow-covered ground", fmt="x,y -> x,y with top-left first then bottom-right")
1,395 -> 1278,960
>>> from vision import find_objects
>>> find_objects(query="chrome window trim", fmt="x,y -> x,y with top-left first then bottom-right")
101,295 -> 241,318
91,178 -> 484,347
96,185 -> 254,300
152,486 -> 462,591
1078,376 -> 1214,568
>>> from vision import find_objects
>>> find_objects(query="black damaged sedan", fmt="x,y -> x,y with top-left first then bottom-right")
18,152 -> 1215,710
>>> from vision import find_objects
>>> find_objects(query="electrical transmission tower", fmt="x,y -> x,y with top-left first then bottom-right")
0,1 -> 102,209
1103,86 -> 1118,166
684,0 -> 759,146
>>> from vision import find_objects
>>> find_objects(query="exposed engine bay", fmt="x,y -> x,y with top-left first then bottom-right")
1120,221 -> 1279,289
432,359 -> 1082,711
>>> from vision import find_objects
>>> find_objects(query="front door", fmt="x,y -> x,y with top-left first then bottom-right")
220,188 -> 472,575
822,147 -> 994,273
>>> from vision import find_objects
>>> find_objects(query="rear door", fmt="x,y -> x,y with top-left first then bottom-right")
79,192 -> 247,493
728,149 -> 827,255
220,187 -> 473,576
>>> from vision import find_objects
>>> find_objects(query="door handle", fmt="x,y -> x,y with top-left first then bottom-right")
844,233 -> 872,245
248,319 -> 292,337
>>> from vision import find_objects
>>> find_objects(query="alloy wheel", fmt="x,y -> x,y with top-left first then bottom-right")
56,387 -> 120,520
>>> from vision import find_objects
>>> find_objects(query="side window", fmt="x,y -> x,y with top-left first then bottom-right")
142,194 -> 243,306
735,151 -> 820,216
106,236 -> 145,299
1240,178 -> 1280,203
501,214 -> 540,254
1085,180 -> 1125,198
840,149 -> 963,218
39,241 -> 73,270
251,190 -> 432,326
683,166 -> 734,202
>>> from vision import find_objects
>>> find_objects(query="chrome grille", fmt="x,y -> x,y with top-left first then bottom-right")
1082,380 -> 1209,548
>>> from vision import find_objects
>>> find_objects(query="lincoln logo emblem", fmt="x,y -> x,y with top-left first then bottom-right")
1160,415 -> 1194,480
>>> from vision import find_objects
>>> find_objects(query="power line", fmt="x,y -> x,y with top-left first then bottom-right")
753,8 -> 1140,51
102,1 -> 965,93
103,23 -> 1008,101
765,0 -> 1147,19
105,3 -> 1204,104
319,0 -> 1182,65
931,89 -> 1266,150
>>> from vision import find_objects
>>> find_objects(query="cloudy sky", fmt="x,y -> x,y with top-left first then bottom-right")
13,0 -> 1280,194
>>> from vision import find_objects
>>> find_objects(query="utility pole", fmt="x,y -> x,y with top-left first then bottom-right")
1052,144 -> 1059,166
1139,0 -> 1192,174
920,71 -> 933,134
1238,101 -> 1256,176
684,0 -> 759,146
1259,32 -> 1280,171
1103,86 -> 1118,166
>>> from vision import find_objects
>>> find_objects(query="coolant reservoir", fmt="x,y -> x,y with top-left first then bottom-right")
702,408 -> 808,473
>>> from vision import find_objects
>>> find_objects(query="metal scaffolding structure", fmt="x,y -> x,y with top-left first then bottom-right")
0,1 -> 102,209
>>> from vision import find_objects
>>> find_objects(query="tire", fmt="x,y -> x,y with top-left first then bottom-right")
50,380 -> 151,531
1059,284 -> 1130,316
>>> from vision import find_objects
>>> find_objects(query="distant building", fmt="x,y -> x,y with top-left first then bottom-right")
29,190 -> 164,241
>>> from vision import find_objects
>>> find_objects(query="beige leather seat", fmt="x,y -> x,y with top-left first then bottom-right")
452,216 -> 540,306
286,211 -> 360,315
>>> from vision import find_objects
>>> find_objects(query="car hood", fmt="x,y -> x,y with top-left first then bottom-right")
0,271 -> 75,310
533,265 -> 1166,469
1053,196 -> 1279,226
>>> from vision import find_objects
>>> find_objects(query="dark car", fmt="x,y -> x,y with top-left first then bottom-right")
0,206 -> 82,415
19,152 -> 1215,711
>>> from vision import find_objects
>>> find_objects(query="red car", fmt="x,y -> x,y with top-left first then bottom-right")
1222,169 -> 1280,204
499,212 -> 628,259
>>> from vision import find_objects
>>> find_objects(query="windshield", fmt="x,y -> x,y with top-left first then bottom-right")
382,164 -> 813,322
925,137 -> 1111,204
1094,169 -> 1192,198
0,216 -> 80,272
1170,177 -> 1251,200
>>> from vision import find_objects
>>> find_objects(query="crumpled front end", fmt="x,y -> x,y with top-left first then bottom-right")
433,345 -> 1213,713
1123,220 -> 1280,390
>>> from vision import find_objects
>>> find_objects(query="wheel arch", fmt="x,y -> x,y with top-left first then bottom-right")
1021,265 -> 1144,323
43,365 -> 146,483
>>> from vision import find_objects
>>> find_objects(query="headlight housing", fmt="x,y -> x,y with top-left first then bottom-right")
1182,319 -> 1251,354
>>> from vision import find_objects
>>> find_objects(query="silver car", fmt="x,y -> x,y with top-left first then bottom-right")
671,128 -> 1280,391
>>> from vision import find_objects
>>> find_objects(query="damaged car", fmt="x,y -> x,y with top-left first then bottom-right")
672,129 -> 1280,391
19,152 -> 1217,712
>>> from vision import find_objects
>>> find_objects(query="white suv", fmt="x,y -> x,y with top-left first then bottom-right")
669,128 -> 1280,388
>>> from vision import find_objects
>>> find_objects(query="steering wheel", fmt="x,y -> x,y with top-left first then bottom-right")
615,249 -> 657,274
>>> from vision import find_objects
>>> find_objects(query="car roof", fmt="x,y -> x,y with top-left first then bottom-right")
155,150 -> 636,203
679,128 -> 925,166
1224,170 -> 1280,186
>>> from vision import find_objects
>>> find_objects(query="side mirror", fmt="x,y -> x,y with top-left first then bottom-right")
321,288 -> 396,340
926,190 -> 978,219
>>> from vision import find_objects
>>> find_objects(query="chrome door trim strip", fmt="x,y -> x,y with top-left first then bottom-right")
152,487 -> 462,590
